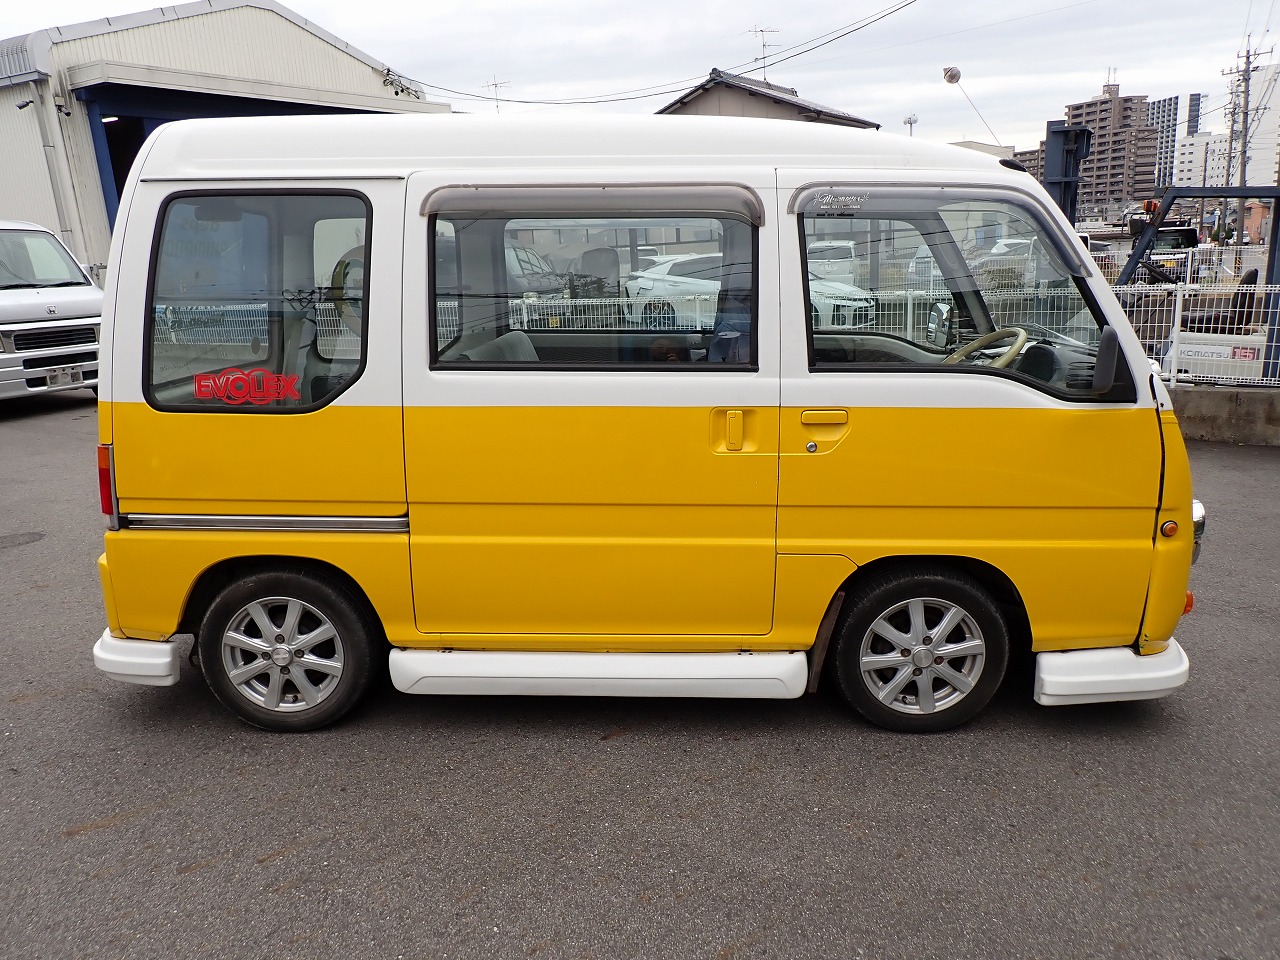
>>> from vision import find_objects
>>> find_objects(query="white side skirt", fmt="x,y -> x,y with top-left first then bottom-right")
1034,639 -> 1189,706
388,649 -> 809,699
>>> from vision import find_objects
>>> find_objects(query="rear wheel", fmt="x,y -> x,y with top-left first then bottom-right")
198,569 -> 376,731
832,567 -> 1009,733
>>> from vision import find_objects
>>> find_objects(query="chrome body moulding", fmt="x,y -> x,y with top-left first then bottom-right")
121,514 -> 410,533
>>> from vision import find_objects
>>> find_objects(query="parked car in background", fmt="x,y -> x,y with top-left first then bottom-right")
906,244 -> 947,290
807,240 -> 860,285
626,253 -> 875,328
990,237 -> 1034,257
0,220 -> 100,399
506,243 -> 564,296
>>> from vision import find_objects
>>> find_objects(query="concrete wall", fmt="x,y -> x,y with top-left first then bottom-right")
1171,384 -> 1280,446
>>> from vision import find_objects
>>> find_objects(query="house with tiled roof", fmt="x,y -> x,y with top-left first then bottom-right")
657,68 -> 879,130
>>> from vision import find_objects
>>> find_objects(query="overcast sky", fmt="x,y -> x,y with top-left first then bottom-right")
1,0 -> 1274,151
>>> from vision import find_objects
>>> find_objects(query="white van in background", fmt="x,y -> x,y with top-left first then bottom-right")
0,220 -> 101,399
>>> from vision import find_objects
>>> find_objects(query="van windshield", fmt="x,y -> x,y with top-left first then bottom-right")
0,229 -> 88,288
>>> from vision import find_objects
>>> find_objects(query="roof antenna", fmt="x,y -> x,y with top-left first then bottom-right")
484,76 -> 509,114
749,25 -> 780,80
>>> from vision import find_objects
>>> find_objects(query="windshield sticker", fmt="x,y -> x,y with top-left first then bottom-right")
194,368 -> 301,405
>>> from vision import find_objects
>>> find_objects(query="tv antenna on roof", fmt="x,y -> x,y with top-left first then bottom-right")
484,76 -> 510,114
749,25 -> 780,80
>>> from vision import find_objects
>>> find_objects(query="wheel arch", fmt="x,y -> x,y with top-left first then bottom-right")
176,554 -> 386,643
807,554 -> 1031,690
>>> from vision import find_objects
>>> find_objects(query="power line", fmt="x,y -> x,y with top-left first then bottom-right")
796,0 -> 1104,68
403,1 -> 920,107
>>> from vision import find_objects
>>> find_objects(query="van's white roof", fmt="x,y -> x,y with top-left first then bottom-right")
137,113 -> 1017,181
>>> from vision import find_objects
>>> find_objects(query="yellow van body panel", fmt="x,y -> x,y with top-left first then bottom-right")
405,405 -> 779,640
109,402 -> 406,516
416,555 -> 857,652
102,530 -> 415,642
1139,411 -> 1195,653
779,405 -> 1162,651
772,552 -> 858,645
97,553 -> 124,638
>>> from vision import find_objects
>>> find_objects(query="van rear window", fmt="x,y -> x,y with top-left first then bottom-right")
145,192 -> 369,411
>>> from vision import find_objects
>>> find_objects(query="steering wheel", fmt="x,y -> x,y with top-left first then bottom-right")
943,327 -> 1028,368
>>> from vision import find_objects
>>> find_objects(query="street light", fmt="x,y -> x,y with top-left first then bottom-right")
903,114 -> 918,137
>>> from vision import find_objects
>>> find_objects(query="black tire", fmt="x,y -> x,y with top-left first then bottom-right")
832,567 -> 1009,733
198,568 -> 377,731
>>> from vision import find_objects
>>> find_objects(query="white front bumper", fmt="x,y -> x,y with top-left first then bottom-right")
93,630 -> 181,687
1034,639 -> 1189,706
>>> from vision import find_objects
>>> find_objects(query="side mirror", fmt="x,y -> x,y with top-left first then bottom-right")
1092,326 -> 1121,395
928,302 -> 954,348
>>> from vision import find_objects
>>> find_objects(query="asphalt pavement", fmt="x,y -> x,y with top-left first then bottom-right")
1,390 -> 1277,960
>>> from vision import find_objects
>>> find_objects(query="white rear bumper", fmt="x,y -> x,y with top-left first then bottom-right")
93,631 -> 181,687
1034,639 -> 1188,706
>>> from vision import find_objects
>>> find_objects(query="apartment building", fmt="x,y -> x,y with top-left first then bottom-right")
1150,93 -> 1203,187
1174,131 -> 1231,187
1067,83 -> 1158,217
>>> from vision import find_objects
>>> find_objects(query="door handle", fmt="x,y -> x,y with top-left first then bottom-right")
726,409 -> 744,451
801,409 -> 848,425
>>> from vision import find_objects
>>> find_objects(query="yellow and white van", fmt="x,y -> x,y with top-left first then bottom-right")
92,114 -> 1204,733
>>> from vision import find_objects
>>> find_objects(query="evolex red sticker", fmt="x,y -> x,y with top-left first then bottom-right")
193,368 -> 302,405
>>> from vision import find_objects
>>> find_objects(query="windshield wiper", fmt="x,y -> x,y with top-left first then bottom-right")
0,282 -> 41,290
42,280 -> 90,287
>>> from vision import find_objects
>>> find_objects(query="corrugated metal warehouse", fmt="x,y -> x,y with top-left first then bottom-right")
0,0 -> 448,271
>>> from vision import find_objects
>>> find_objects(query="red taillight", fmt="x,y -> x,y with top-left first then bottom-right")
97,444 -> 115,518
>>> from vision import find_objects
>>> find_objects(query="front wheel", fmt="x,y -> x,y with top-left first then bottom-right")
832,567 -> 1009,733
198,568 -> 377,731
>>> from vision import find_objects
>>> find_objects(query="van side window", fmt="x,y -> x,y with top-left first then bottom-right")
797,190 -> 1131,400
430,212 -> 757,368
146,193 -> 369,411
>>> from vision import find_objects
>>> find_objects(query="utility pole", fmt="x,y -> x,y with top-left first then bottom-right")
1200,140 -> 1209,240
1222,96 -> 1237,244
749,25 -> 779,80
1224,38 -> 1273,244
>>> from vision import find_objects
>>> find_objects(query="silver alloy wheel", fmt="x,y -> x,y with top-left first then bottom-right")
219,596 -> 345,713
858,596 -> 986,715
